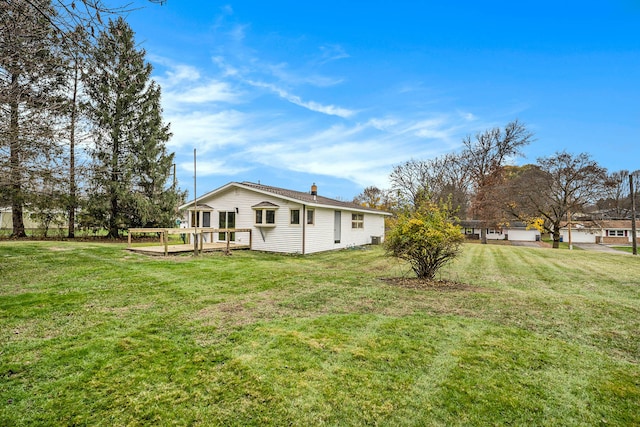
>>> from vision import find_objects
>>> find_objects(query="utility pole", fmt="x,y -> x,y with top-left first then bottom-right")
568,209 -> 573,250
630,174 -> 637,256
193,148 -> 199,256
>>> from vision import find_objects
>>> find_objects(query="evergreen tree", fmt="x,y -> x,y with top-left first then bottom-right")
0,0 -> 66,237
84,17 -> 182,238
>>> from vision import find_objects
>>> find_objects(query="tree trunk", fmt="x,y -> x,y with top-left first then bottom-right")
480,224 -> 487,244
552,229 -> 560,249
67,62 -> 79,238
9,72 -> 26,238
109,192 -> 119,238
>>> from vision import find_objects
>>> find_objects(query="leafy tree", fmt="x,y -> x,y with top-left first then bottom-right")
461,119 -> 534,243
84,17 -> 181,237
0,0 -> 66,237
504,152 -> 607,248
385,200 -> 464,280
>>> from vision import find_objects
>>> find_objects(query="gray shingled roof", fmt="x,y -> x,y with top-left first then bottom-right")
239,182 -> 389,214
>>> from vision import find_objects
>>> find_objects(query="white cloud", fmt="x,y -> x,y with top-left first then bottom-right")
318,44 -> 350,64
460,111 -> 477,121
146,14 -> 483,193
366,118 -> 399,131
167,110 -> 249,152
181,158 -> 251,177
165,80 -> 241,106
247,80 -> 356,118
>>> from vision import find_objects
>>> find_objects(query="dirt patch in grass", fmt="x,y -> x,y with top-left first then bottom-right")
48,246 -> 73,252
380,277 -> 481,292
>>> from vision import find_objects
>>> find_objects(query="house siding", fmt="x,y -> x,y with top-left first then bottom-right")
507,229 -> 540,242
561,229 -> 599,243
188,187 -> 304,253
304,208 -> 385,253
184,184 -> 388,254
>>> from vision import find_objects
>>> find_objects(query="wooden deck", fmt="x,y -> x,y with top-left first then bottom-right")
127,242 -> 250,256
127,227 -> 252,256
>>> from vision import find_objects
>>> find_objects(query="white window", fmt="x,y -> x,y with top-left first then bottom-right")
306,209 -> 315,225
351,213 -> 364,229
255,209 -> 276,225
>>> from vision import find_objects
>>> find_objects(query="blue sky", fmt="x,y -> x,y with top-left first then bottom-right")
123,1 -> 640,201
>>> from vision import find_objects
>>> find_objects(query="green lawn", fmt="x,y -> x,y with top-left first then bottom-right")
1,242 -> 638,426
612,246 -> 638,254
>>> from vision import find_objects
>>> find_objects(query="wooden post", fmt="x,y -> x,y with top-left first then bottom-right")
164,230 -> 168,256
128,231 -> 132,248
193,148 -> 198,256
226,228 -> 231,255
630,174 -> 637,255
568,209 -> 572,250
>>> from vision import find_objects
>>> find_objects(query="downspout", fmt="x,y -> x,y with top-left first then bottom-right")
302,205 -> 306,255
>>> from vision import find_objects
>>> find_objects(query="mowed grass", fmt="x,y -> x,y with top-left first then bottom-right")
1,242 -> 638,426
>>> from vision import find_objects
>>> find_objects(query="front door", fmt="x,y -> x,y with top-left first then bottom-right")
218,211 -> 236,242
334,211 -> 341,243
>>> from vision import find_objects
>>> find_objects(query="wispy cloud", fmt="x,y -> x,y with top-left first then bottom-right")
166,81 -> 242,106
317,44 -> 350,65
181,158 -> 251,177
247,80 -> 356,118
148,10 -> 484,194
167,110 -> 249,152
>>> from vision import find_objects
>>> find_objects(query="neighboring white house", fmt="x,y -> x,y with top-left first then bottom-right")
459,220 -> 541,242
560,220 -> 639,244
178,181 -> 391,254
0,206 -> 60,231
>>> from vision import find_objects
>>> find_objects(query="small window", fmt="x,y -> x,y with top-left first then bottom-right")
351,213 -> 364,229
266,210 -> 275,224
255,208 -> 276,225
290,209 -> 300,225
307,209 -> 315,225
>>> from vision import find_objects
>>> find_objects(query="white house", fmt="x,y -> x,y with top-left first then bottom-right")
459,220 -> 541,242
179,181 -> 391,254
560,220 -> 639,244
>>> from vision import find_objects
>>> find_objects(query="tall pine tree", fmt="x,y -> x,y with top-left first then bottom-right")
0,0 -> 66,237
84,17 -> 182,238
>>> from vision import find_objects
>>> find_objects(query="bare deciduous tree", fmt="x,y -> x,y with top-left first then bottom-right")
390,153 -> 469,214
461,119 -> 534,243
504,151 -> 607,248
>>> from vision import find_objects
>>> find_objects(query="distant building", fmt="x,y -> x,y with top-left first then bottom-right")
459,220 -> 541,242
560,220 -> 638,244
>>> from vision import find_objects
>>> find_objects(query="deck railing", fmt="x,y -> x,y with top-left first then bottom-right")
128,227 -> 252,255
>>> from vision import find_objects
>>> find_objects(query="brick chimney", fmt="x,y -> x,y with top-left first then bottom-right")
311,183 -> 317,196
